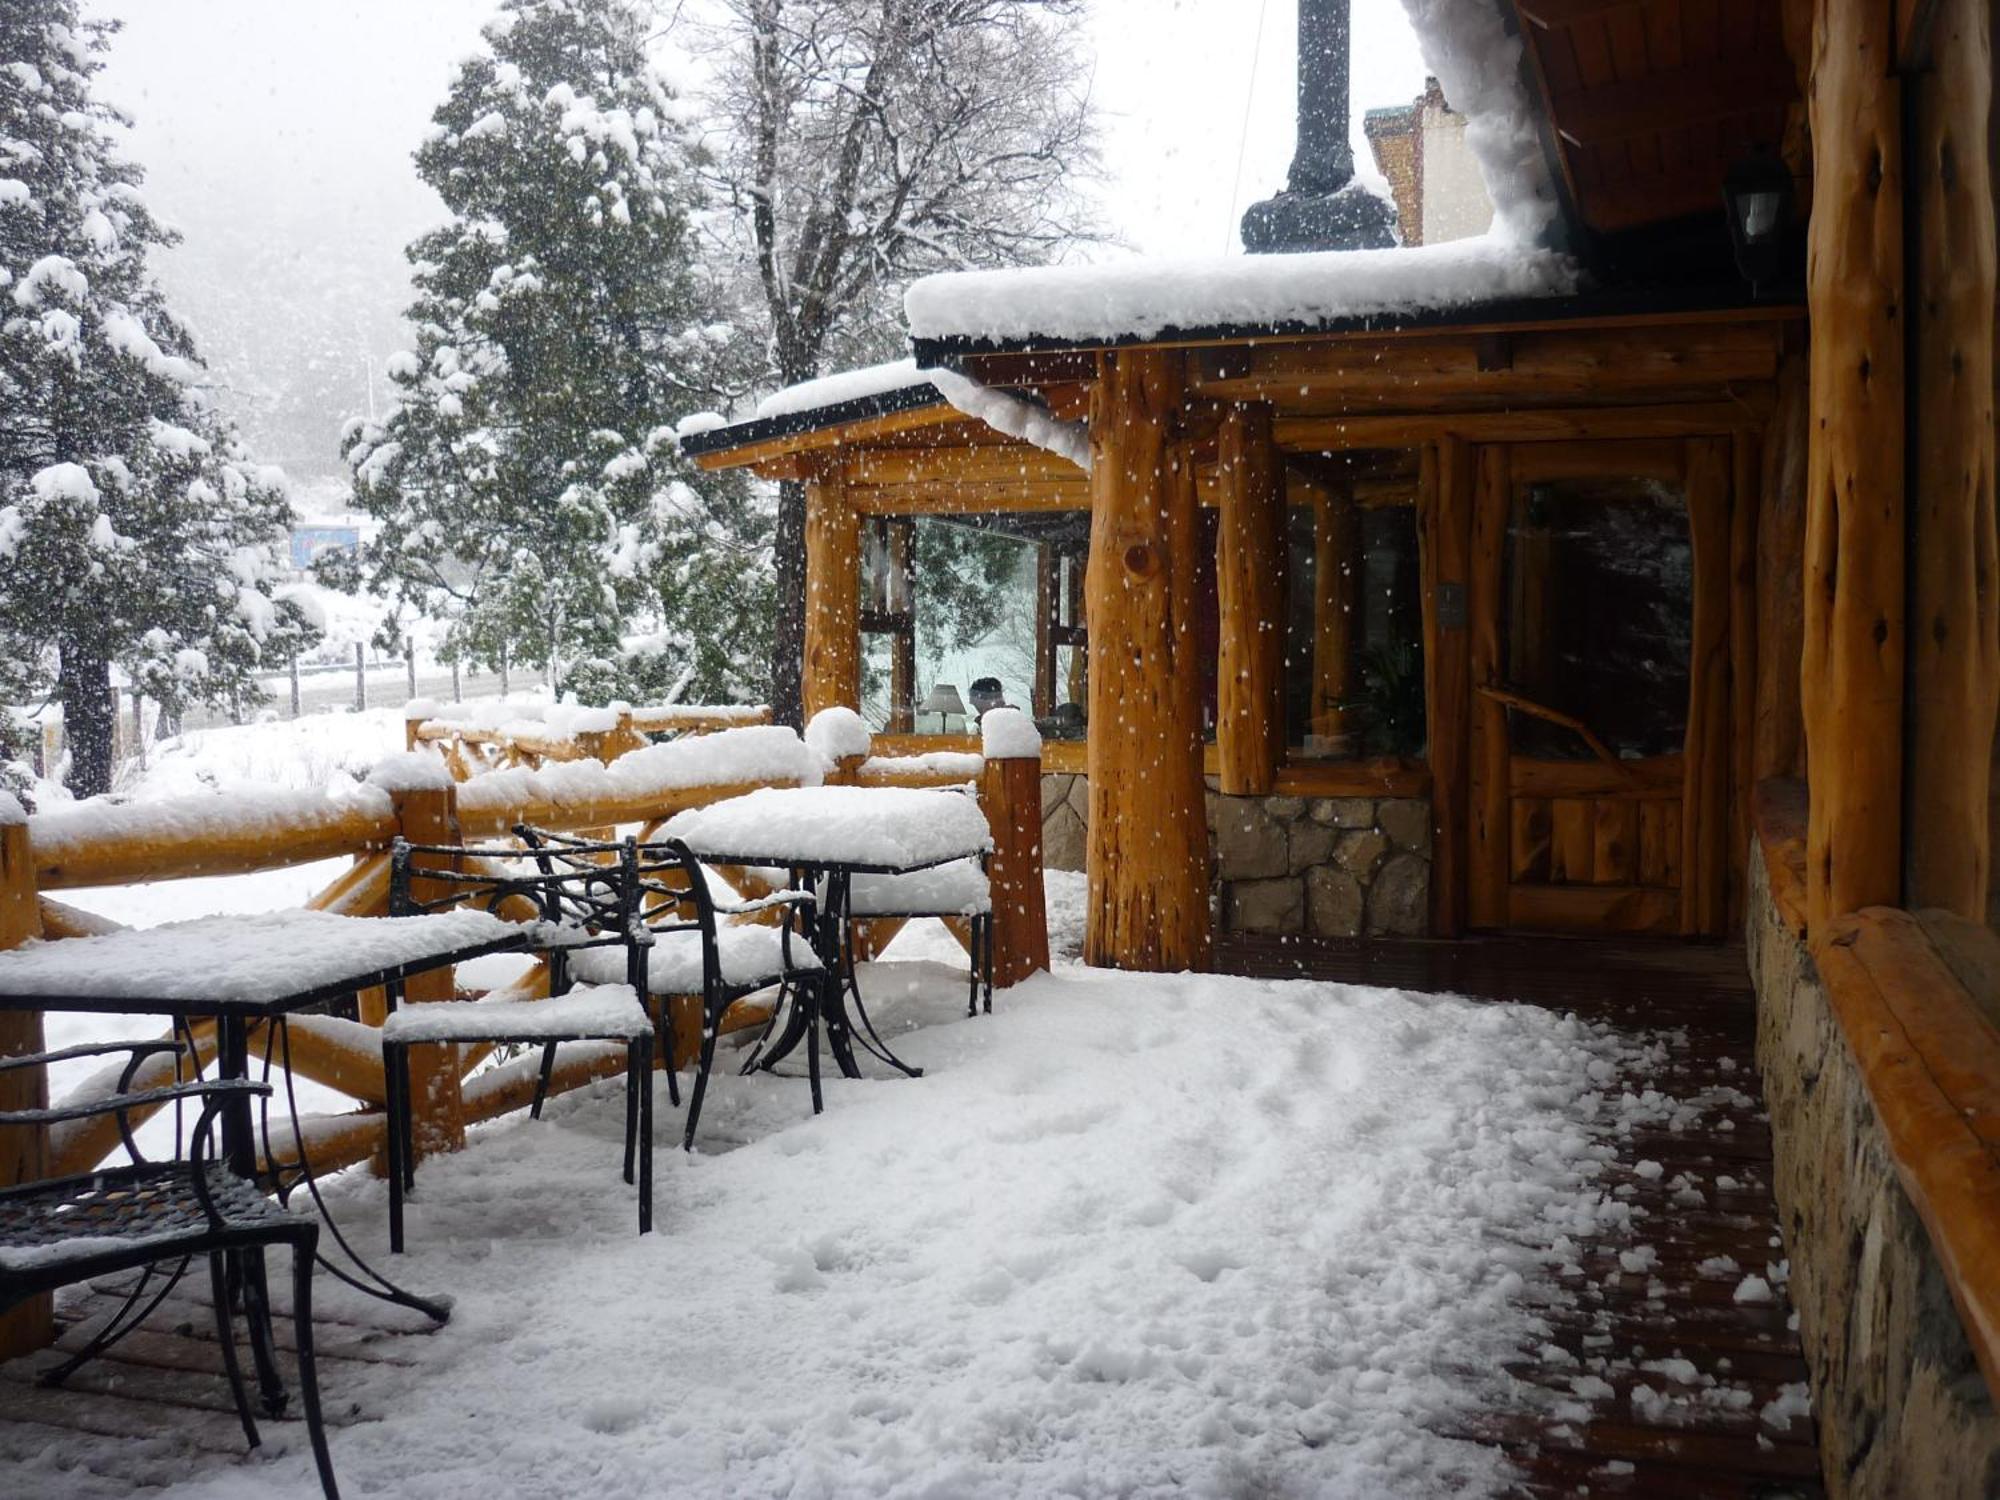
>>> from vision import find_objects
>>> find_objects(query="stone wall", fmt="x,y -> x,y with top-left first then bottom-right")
1749,850 -> 2000,1498
1038,772 -> 1430,938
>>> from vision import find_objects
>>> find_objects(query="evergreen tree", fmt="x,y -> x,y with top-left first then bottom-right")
346,0 -> 766,702
0,3 -> 315,796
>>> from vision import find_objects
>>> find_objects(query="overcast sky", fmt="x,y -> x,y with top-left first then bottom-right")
88,0 -> 1431,473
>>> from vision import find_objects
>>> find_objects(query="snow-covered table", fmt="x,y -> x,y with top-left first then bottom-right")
0,907 -> 539,1350
660,786 -> 993,1088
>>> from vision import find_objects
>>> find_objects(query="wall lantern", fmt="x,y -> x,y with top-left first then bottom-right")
1723,151 -> 1794,297
919,683 -> 967,735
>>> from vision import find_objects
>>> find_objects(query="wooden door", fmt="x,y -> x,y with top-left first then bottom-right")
1467,438 -> 1732,936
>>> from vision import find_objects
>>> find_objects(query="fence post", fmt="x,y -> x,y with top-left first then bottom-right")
0,796 -> 52,1357
451,659 -> 462,703
405,636 -> 417,702
979,710 -> 1049,987
290,655 -> 301,718
354,642 -> 367,712
388,774 -> 465,1160
499,643 -> 510,698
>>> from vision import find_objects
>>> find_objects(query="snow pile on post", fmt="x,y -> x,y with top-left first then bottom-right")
979,705 -> 1042,760
366,750 -> 456,794
803,706 -> 872,767
904,237 -> 1576,346
0,791 -> 23,827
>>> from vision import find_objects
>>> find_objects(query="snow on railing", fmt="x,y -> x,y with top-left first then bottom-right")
5,706 -> 1047,1188
408,696 -> 772,779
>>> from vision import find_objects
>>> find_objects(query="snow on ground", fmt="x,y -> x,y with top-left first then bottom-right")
21,959 -> 1639,1500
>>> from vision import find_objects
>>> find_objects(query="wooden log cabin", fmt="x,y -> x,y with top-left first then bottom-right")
682,0 -> 2000,1491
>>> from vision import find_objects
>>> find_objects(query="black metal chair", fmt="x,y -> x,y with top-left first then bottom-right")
844,855 -> 994,1017
381,830 -> 656,1252
570,838 -> 818,1151
0,1040 -> 340,1498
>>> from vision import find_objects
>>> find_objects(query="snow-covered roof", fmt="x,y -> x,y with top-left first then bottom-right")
904,238 -> 1577,350
753,360 -> 934,421
903,0 -> 1573,351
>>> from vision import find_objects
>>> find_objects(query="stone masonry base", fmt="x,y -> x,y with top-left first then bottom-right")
1749,850 -> 2000,1498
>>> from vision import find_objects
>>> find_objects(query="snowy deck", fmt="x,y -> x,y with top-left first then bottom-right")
0,944 -> 1818,1499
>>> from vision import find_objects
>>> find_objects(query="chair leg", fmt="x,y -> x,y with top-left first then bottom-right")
637,1035 -> 654,1235
208,1251 -> 260,1451
967,918 -> 980,1017
622,1038 -> 639,1186
530,1042 -> 560,1120
656,996 -> 680,1108
239,1250 -> 288,1418
983,914 -> 995,1015
806,977 -> 824,1115
683,1012 -> 721,1152
385,1043 -> 407,1255
292,1239 -> 342,1500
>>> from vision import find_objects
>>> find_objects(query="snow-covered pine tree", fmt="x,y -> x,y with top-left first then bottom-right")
346,0 -> 766,702
0,3 -> 316,797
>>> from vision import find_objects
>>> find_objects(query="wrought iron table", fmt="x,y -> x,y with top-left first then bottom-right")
659,785 -> 993,1092
0,908 -> 535,1410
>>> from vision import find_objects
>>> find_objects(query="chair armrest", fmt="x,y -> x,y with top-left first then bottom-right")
712,890 -> 818,919
0,1077 -> 271,1128
0,1040 -> 184,1074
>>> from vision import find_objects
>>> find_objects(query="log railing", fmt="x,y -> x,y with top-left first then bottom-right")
408,699 -> 772,781
0,706 -> 1048,1354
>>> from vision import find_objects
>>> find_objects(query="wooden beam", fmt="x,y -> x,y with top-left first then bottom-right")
1802,0 -> 1906,934
1309,481 -> 1358,742
1191,322 -> 1781,406
1421,438 -> 1474,937
846,445 -> 1083,486
686,401 -> 964,472
1682,436 -> 1734,937
1274,400 -> 1774,452
1085,350 -> 1211,972
0,811 -> 51,1358
1550,56 -> 1799,148
1754,354 -> 1810,783
34,801 -> 398,891
1467,444 -> 1511,930
1903,0 -> 1999,919
1730,428 -> 1762,929
1214,405 -> 1286,794
393,782 -> 465,1160
803,462 -> 862,718
846,480 -> 1091,514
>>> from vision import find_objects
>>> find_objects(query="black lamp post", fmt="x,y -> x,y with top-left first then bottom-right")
1723,151 -> 1794,297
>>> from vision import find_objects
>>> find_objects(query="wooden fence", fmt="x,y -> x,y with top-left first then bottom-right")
0,705 -> 1049,1351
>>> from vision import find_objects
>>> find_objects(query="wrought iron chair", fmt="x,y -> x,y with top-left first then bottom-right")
566,837 -> 819,1151
844,855 -> 994,1018
0,1040 -> 340,1498
382,830 -> 656,1252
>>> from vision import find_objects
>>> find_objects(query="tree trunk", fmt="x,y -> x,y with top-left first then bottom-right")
60,648 -> 114,799
770,477 -> 807,728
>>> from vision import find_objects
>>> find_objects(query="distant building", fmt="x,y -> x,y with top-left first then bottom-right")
1362,78 -> 1493,248
289,525 -> 362,572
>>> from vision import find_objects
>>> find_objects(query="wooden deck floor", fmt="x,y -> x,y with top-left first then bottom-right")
4,937 -> 1819,1496
1216,932 -> 1823,1499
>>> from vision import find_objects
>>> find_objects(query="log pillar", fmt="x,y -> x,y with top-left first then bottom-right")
1215,403 -> 1286,794
1420,438 -> 1474,936
1311,480 -> 1359,742
804,462 -> 862,718
1904,0 -> 1999,918
1084,349 -> 1211,972
1802,0 -> 1906,936
980,715 -> 1051,986
392,780 -> 466,1160
0,803 -> 52,1357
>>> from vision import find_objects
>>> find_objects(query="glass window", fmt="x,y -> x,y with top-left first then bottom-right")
857,512 -> 1089,737
1502,476 -> 1691,760
1281,451 -> 1426,760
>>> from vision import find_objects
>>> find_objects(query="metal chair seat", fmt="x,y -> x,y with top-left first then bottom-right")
0,1161 -> 297,1281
